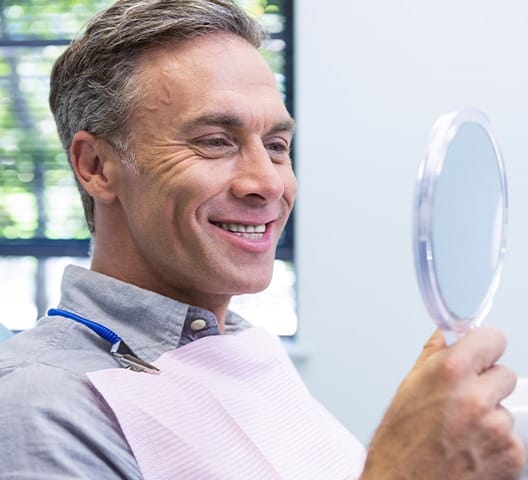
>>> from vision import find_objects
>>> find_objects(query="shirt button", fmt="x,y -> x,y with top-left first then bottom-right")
190,319 -> 207,331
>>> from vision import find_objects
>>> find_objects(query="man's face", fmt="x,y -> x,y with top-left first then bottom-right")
110,33 -> 297,312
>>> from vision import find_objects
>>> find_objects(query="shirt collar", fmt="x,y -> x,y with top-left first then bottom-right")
56,265 -> 251,362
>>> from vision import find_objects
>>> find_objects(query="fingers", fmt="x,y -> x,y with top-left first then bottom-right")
491,434 -> 528,480
476,363 -> 518,407
411,327 -> 507,385
477,407 -> 527,479
363,326 -> 524,480
447,326 -> 507,375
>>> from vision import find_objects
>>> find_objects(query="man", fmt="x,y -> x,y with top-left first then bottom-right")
0,0 -> 525,478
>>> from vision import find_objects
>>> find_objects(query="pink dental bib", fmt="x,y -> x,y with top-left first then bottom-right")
87,327 -> 366,479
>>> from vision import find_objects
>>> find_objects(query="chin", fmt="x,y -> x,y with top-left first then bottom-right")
228,276 -> 272,296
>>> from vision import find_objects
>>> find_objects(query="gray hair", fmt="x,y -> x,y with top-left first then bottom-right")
49,0 -> 264,234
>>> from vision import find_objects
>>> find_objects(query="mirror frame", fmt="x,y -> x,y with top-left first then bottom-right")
413,108 -> 508,344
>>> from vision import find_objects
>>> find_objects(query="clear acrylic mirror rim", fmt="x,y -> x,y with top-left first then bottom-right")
413,108 -> 508,339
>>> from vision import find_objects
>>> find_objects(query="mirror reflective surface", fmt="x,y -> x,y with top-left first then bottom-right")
413,108 -> 507,344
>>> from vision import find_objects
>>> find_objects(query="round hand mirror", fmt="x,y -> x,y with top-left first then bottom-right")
413,108 -> 508,345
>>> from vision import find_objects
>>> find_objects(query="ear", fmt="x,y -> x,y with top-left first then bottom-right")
70,131 -> 117,203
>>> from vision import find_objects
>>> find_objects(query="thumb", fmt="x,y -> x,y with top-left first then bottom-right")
413,329 -> 446,369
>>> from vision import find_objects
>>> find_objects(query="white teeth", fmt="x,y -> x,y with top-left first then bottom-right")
216,222 -> 267,240
218,223 -> 266,234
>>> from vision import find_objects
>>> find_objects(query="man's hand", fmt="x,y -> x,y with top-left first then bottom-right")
361,327 -> 526,480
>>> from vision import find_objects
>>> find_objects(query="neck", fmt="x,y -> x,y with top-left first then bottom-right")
90,245 -> 230,332
89,206 -> 232,329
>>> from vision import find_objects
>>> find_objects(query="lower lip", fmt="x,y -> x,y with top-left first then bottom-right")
212,223 -> 274,253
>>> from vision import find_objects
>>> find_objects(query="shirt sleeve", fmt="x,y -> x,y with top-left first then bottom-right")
0,362 -> 143,479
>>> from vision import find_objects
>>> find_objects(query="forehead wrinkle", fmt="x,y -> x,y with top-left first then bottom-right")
180,112 -> 296,136
180,113 -> 244,132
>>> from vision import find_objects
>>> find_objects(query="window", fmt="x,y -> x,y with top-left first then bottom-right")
0,0 -> 296,335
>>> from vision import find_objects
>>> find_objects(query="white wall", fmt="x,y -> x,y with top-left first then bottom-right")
294,1 -> 528,445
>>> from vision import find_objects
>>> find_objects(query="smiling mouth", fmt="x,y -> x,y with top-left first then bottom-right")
213,222 -> 266,240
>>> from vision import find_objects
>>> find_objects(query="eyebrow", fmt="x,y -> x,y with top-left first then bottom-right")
181,112 -> 296,136
269,119 -> 297,136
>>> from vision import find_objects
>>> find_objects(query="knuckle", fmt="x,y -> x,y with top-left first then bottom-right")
494,363 -> 517,385
502,435 -> 527,475
464,391 -> 488,418
439,352 -> 468,384
511,432 -> 527,461
486,412 -> 511,438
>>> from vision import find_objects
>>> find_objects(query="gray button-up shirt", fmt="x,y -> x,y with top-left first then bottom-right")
0,265 -> 251,479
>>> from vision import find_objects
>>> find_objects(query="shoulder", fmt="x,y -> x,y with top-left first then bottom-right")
0,358 -> 104,411
0,315 -> 119,372
0,335 -> 141,478
0,360 -> 108,445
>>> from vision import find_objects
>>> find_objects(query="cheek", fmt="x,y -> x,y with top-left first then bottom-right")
118,172 -> 175,232
283,169 -> 298,206
157,172 -> 217,230
133,154 -> 202,211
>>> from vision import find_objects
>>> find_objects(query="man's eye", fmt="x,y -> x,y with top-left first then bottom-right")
266,140 -> 291,161
191,136 -> 238,158
198,137 -> 231,148
267,142 -> 288,152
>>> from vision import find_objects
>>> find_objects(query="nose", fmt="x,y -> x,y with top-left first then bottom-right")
230,142 -> 285,204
